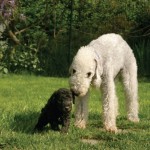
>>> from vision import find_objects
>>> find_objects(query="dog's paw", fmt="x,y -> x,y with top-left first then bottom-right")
104,125 -> 118,133
128,117 -> 140,123
60,127 -> 69,134
75,120 -> 86,129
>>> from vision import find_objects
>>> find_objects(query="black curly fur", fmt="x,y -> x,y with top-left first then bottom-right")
34,88 -> 74,133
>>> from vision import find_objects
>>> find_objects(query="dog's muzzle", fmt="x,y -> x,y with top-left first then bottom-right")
70,88 -> 80,97
64,106 -> 72,112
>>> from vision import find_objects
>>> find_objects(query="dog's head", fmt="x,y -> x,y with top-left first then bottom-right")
69,46 -> 103,97
55,88 -> 73,113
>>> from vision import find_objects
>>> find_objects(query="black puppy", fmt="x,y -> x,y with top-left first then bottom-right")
34,88 -> 74,133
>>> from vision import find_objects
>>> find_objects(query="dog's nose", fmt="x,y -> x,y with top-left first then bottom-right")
70,88 -> 80,96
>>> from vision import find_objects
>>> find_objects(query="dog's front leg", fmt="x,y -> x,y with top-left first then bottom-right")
101,77 -> 118,133
61,116 -> 71,133
50,120 -> 60,131
74,91 -> 89,129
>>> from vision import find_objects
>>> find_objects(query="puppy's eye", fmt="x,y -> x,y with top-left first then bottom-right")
87,72 -> 92,78
72,69 -> 76,74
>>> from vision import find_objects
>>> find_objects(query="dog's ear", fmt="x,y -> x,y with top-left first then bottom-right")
92,57 -> 103,88
71,91 -> 75,104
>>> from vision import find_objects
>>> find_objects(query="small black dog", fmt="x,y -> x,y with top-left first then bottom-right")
34,88 -> 74,133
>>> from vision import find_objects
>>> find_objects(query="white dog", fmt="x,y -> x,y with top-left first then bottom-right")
69,33 -> 139,133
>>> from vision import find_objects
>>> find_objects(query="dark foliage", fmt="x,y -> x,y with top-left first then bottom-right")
0,0 -> 150,76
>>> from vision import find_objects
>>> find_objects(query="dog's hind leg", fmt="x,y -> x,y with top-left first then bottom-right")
122,62 -> 139,122
34,112 -> 49,131
50,121 -> 60,131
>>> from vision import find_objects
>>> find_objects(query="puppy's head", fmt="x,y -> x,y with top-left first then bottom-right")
55,88 -> 73,113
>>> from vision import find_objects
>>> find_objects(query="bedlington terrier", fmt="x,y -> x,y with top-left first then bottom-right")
69,33 -> 139,133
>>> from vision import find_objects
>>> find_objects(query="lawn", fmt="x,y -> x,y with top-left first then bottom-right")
0,74 -> 150,150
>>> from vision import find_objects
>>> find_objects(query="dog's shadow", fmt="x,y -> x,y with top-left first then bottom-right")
10,111 -> 41,134
10,111 -> 103,134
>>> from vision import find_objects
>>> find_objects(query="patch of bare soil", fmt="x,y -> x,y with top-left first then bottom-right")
81,139 -> 99,145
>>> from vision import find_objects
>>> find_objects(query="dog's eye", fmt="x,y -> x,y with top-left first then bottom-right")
87,72 -> 92,78
72,69 -> 76,74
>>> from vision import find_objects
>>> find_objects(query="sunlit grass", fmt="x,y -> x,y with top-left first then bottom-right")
0,74 -> 150,149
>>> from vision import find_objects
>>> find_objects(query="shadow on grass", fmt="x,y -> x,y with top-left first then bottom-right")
10,111 -> 146,135
89,113 -> 103,129
10,111 -> 40,134
10,111 -> 103,134
89,113 -> 148,131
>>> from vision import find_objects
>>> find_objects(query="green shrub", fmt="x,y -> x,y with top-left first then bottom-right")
130,39 -> 150,77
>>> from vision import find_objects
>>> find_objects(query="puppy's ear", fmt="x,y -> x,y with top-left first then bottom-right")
92,57 -> 103,88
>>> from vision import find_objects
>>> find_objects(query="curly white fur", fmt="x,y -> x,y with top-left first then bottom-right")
69,33 -> 139,133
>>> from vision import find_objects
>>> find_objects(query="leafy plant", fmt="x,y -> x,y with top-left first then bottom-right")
0,0 -> 150,76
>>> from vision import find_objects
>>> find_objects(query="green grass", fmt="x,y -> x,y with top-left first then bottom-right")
0,74 -> 150,150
